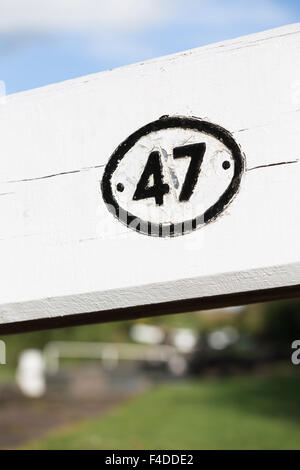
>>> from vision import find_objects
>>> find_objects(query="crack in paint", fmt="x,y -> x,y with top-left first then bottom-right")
5,164 -> 106,184
247,160 -> 299,171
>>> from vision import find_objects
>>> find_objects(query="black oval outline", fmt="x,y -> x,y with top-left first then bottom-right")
101,116 -> 244,237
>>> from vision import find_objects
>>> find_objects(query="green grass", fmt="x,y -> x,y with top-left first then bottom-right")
26,370 -> 300,450
0,366 -> 14,384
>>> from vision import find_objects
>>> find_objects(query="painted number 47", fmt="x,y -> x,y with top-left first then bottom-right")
133,143 -> 206,205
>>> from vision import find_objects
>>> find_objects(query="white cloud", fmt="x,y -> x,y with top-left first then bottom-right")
0,0 -> 294,66
0,0 -> 171,33
0,0 -> 293,35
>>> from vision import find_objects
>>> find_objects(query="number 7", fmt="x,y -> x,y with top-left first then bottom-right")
173,142 -> 206,202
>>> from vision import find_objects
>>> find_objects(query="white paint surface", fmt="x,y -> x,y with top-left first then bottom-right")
1,23 -> 300,329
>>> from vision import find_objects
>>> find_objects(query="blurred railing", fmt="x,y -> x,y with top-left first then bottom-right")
43,341 -> 181,374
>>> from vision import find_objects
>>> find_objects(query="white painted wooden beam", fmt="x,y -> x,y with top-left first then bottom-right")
1,23 -> 300,333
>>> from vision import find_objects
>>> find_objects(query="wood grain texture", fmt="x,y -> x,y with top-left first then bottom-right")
1,23 -> 300,332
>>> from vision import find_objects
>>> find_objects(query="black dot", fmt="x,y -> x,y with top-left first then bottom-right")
116,183 -> 124,192
222,160 -> 231,170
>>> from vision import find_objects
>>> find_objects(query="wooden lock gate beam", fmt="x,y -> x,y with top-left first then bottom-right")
1,23 -> 300,333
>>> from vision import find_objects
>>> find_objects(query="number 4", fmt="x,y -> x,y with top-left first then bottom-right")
133,151 -> 169,206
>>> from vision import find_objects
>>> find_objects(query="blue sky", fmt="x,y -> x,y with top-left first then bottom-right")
0,0 -> 300,95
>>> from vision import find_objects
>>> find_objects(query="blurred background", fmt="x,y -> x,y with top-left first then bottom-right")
1,0 -> 300,450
